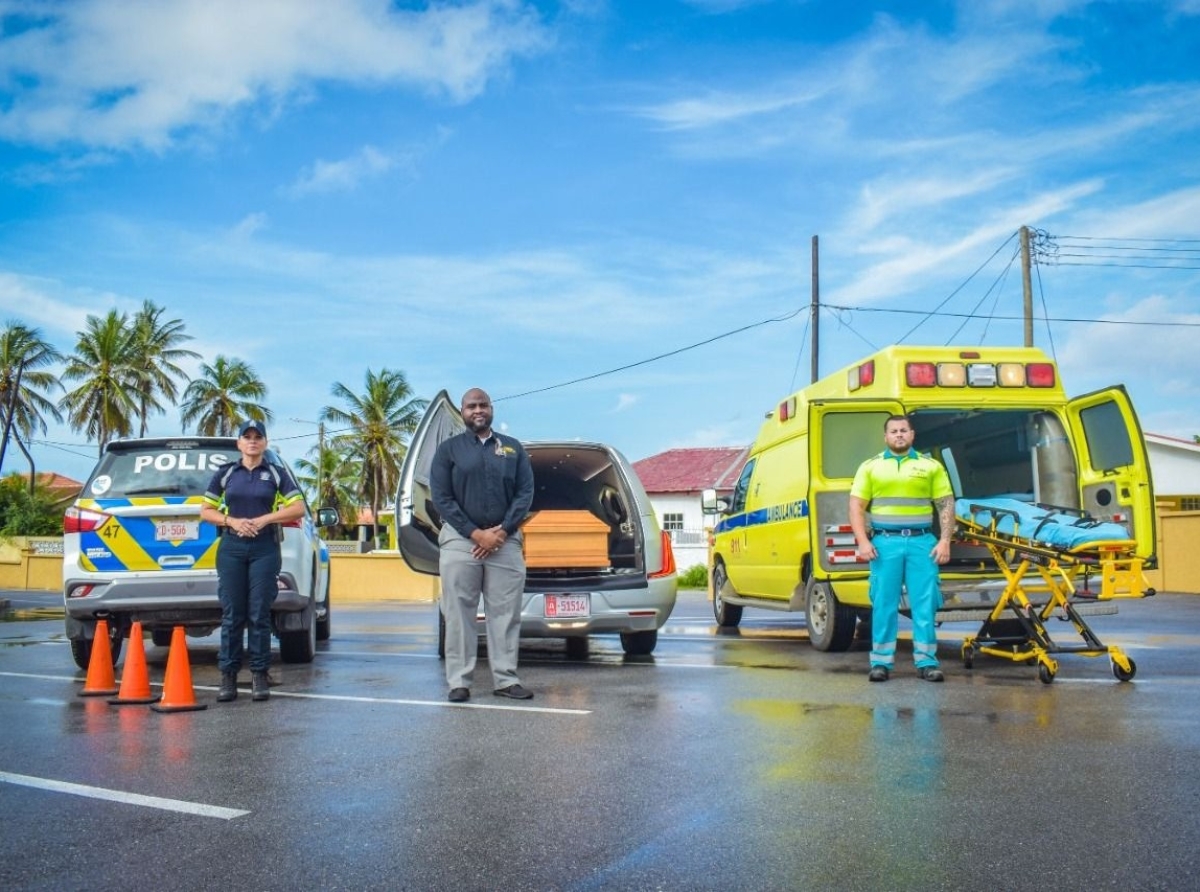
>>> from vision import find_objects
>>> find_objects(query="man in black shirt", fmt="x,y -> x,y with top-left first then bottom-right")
431,387 -> 535,702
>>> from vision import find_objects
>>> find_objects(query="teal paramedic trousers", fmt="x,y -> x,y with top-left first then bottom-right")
868,530 -> 942,670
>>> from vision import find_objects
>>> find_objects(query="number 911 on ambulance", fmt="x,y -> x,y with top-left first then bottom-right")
703,345 -> 1155,652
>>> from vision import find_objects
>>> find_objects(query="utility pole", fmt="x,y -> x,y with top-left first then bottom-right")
811,235 -> 820,384
290,417 -> 327,507
1020,225 -> 1034,347
317,421 -> 326,508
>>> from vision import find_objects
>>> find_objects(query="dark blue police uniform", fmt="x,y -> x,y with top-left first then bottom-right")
203,460 -> 302,675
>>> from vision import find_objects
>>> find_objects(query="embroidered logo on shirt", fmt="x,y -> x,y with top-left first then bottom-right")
259,471 -> 272,481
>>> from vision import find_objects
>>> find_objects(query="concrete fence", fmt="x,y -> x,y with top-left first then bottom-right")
5,512 -> 1199,597
0,538 -> 438,602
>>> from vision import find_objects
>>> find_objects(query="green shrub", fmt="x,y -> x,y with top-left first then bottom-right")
677,563 -> 709,588
0,473 -> 64,536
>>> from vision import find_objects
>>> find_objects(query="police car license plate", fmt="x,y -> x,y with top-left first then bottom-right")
544,594 -> 590,618
156,519 -> 199,541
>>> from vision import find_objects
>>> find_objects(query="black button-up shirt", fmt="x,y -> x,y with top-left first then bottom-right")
430,431 -> 534,538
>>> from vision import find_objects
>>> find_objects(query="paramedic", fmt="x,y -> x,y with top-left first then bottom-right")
431,387 -> 535,703
200,420 -> 306,703
849,414 -> 955,683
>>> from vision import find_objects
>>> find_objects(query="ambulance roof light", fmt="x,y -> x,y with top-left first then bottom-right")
997,363 -> 1025,387
1027,363 -> 1056,387
906,362 -> 937,387
937,363 -> 966,387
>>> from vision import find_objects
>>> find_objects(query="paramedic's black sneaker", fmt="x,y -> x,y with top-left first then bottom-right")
494,684 -> 534,700
918,666 -> 945,683
868,666 -> 890,682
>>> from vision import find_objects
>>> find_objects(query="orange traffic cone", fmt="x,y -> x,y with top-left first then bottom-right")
109,621 -> 161,705
78,618 -> 119,697
150,626 -> 207,713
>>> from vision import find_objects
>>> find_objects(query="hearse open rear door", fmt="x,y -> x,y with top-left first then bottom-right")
396,390 -> 465,575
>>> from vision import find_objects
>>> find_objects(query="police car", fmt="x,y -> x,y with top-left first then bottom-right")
62,437 -> 337,670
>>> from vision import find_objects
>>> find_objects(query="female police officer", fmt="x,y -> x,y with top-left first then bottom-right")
200,420 -> 306,702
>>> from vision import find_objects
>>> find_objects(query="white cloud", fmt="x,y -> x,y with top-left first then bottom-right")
612,393 -> 637,412
285,145 -> 398,197
0,0 -> 551,150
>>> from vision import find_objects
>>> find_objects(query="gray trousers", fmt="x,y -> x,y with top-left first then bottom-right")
439,525 -> 526,690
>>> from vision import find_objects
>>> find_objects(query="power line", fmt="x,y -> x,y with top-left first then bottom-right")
821,304 -> 1200,328
497,307 -> 805,402
896,231 -> 1020,344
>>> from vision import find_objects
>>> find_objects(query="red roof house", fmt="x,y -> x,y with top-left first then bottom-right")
632,447 -> 748,495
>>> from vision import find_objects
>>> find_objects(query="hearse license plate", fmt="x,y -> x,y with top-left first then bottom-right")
156,519 -> 199,541
544,594 -> 590,618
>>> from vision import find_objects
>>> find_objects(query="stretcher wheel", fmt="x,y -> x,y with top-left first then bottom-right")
1112,657 -> 1137,682
961,645 -> 974,669
1038,663 -> 1055,684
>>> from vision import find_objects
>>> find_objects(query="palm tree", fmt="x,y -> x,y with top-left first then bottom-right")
321,368 -> 427,548
293,445 -> 361,520
130,301 -> 200,437
0,321 -> 65,468
179,355 -> 271,436
59,310 -> 141,455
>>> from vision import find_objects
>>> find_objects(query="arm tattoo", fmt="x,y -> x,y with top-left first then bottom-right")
935,496 -> 956,542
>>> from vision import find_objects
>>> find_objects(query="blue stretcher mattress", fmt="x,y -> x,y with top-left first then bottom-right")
956,498 -> 1133,551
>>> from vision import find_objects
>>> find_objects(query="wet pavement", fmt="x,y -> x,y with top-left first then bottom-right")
2,588 -> 1199,891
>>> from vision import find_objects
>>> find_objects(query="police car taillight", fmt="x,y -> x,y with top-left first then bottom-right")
1026,363 -> 1056,387
63,505 -> 110,534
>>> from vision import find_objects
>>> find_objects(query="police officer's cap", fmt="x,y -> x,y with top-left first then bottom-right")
238,419 -> 267,438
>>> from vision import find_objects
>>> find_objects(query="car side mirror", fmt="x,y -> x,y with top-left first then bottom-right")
700,488 -> 728,514
316,507 -> 339,528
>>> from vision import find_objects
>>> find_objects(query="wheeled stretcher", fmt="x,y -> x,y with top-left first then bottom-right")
953,498 -> 1154,684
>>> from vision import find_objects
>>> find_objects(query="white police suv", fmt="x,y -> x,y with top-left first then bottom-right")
62,437 -> 337,669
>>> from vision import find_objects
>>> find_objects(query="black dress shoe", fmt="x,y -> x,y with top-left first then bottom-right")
493,684 -> 533,700
448,687 -> 470,703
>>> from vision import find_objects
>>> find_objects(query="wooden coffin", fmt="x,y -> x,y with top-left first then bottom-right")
522,510 -> 611,569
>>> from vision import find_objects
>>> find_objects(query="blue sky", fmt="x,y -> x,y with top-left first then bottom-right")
2,0 -> 1199,485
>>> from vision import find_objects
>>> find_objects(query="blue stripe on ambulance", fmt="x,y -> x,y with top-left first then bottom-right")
714,500 -> 809,535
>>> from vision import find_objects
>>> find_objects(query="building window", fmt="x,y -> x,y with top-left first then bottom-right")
662,512 -> 684,531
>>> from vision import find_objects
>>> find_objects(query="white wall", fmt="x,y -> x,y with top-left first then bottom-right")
646,493 -> 710,571
1147,439 -> 1200,495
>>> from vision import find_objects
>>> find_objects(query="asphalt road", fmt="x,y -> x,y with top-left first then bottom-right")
2,588 -> 1199,891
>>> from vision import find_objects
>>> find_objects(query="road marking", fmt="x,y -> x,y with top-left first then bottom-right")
0,671 -> 591,715
0,771 -> 249,820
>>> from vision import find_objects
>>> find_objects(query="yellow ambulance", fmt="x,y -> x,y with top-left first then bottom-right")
703,345 -> 1155,650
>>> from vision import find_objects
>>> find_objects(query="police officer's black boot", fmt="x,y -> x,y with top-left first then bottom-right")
217,672 -> 238,702
251,671 -> 270,702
